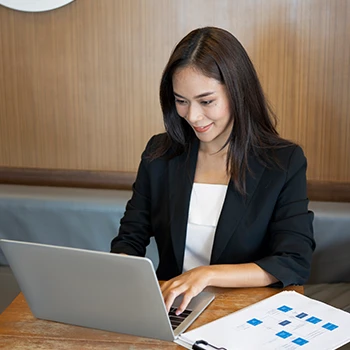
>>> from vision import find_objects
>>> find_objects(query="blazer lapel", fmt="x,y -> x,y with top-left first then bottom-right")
210,156 -> 266,263
168,140 -> 199,272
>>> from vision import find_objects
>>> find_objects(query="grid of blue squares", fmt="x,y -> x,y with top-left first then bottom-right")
247,306 -> 338,347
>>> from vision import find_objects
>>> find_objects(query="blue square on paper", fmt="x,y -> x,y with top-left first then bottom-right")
322,323 -> 338,331
276,331 -> 292,339
306,316 -> 322,324
296,312 -> 308,319
278,305 -> 293,312
279,320 -> 291,326
292,338 -> 309,346
247,318 -> 263,326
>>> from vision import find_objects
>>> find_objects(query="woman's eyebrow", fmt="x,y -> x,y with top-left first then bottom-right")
173,91 -> 215,99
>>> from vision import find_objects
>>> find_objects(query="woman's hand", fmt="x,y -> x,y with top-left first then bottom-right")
160,266 -> 212,315
160,263 -> 278,315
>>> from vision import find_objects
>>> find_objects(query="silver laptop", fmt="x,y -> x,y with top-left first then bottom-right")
0,239 -> 214,341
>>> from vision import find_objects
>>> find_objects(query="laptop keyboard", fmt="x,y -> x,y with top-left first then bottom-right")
168,307 -> 193,330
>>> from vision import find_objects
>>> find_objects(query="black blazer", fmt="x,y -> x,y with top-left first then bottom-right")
111,134 -> 315,286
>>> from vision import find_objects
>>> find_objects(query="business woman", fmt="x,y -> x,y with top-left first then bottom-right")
111,27 -> 315,315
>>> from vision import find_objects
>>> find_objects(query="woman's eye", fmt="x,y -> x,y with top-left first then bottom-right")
201,100 -> 213,105
175,99 -> 186,105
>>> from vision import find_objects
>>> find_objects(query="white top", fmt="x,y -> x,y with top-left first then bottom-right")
182,183 -> 228,272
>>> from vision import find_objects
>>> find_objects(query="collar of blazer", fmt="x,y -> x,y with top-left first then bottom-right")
168,138 -> 266,272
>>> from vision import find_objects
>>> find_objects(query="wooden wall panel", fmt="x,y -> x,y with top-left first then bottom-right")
0,0 -> 349,186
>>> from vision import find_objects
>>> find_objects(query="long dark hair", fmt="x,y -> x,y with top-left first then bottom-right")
153,26 -> 292,194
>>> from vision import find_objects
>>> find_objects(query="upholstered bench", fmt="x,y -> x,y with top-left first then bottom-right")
305,201 -> 350,313
0,185 -> 349,316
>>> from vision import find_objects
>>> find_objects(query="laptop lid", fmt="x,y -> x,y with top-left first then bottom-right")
0,239 -> 214,341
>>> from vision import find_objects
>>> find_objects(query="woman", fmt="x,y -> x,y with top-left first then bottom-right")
111,27 -> 315,315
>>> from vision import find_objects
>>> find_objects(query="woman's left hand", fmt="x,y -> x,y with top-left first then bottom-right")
160,266 -> 212,315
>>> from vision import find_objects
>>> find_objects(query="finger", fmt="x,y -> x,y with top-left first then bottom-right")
175,291 -> 194,315
160,279 -> 173,293
163,289 -> 180,313
160,281 -> 167,293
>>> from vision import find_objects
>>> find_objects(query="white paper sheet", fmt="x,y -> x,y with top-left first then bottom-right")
175,291 -> 350,350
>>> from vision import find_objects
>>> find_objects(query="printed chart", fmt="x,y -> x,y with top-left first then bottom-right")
177,291 -> 350,350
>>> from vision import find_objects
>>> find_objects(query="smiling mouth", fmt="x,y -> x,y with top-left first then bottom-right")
193,123 -> 213,133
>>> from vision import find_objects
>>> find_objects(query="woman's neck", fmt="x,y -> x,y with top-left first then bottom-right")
199,142 -> 229,158
194,147 -> 230,185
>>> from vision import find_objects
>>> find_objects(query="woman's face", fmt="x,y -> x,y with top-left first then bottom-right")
172,66 -> 233,151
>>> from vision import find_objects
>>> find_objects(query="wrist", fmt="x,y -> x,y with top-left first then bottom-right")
199,265 -> 217,286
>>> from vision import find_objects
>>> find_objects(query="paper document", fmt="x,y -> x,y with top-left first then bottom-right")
175,291 -> 350,350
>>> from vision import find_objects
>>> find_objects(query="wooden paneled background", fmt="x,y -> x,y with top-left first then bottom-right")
0,0 -> 349,200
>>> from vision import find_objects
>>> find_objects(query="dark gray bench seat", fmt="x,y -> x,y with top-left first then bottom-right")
0,185 -> 349,316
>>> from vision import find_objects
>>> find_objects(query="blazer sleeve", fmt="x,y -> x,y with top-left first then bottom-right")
254,146 -> 315,286
110,137 -> 155,256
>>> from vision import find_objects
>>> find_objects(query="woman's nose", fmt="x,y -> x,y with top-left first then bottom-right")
186,104 -> 203,124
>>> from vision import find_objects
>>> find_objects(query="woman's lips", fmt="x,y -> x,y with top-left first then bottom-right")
193,123 -> 213,133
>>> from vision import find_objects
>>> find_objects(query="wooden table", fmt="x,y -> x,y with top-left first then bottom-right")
0,286 -> 303,349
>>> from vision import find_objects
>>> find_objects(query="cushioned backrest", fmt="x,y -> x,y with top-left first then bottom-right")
308,201 -> 350,283
1,185 -> 349,284
0,185 -> 159,268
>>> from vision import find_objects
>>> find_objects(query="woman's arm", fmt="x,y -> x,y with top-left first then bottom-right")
254,146 -> 315,286
110,137 -> 156,256
161,263 -> 277,314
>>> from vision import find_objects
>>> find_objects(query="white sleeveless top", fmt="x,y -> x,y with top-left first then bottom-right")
182,183 -> 228,272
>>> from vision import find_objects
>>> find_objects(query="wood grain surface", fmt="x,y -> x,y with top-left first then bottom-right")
0,286 -> 303,349
0,0 -> 349,191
